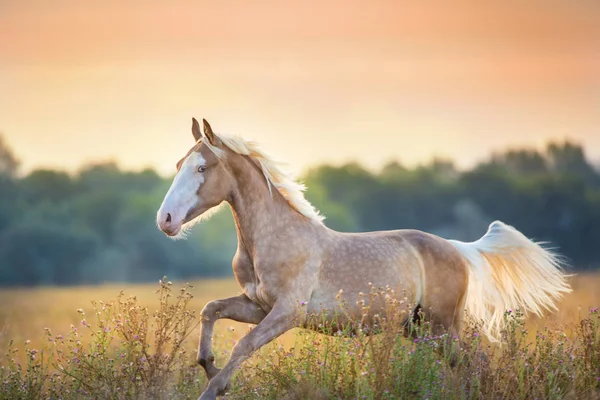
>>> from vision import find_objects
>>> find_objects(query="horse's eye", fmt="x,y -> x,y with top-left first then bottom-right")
197,165 -> 206,173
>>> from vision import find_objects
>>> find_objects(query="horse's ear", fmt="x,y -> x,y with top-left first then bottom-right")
191,118 -> 202,142
202,119 -> 219,146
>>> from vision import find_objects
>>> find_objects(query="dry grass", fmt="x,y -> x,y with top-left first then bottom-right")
0,272 -> 598,399
0,278 -> 298,366
1,273 -> 598,355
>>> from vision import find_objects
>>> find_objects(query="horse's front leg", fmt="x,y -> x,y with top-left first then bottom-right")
198,301 -> 299,400
198,294 -> 267,379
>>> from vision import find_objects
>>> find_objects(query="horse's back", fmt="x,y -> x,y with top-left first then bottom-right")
327,227 -> 467,271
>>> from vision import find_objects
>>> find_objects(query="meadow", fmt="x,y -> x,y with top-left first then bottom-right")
0,273 -> 599,399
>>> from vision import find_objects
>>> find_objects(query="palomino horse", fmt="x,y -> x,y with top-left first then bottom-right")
157,119 -> 571,399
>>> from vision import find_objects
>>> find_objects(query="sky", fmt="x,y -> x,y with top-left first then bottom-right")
1,0 -> 599,176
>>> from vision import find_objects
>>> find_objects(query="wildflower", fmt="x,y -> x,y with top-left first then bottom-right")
300,301 -> 307,306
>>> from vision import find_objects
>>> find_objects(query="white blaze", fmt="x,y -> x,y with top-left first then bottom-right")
157,152 -> 205,230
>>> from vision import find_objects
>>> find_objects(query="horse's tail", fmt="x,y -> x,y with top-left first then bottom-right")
448,221 -> 571,341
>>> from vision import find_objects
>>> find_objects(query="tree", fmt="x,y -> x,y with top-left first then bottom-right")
0,221 -> 99,285
0,134 -> 19,177
21,169 -> 76,203
498,149 -> 548,175
1,136 -> 600,287
546,141 -> 600,186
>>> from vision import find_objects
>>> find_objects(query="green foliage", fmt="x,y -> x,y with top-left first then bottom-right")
0,221 -> 99,285
0,137 -> 600,286
0,160 -> 238,286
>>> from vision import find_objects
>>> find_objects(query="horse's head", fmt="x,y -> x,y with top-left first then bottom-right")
156,118 -> 233,237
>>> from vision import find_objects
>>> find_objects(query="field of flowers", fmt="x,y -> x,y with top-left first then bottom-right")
0,273 -> 599,399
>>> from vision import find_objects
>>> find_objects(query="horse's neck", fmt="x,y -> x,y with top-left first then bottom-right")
227,156 -> 307,256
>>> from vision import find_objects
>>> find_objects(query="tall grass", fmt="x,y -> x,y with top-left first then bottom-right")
1,280 -> 599,399
1,278 -> 205,399
233,298 -> 600,399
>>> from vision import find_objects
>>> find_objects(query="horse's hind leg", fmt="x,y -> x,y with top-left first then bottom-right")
431,293 -> 467,367
403,303 -> 461,338
402,304 -> 423,339
405,295 -> 467,367
198,294 -> 267,379
435,307 -> 465,367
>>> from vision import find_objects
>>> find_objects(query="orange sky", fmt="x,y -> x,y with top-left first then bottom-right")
1,0 -> 599,176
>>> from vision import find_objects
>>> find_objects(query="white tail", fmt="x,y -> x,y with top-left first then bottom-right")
449,221 -> 572,341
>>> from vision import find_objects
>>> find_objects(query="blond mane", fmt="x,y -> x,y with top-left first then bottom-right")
204,133 -> 325,224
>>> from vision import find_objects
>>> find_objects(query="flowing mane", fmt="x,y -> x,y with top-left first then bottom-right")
203,132 -> 325,224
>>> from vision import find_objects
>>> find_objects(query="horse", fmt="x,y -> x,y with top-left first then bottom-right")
156,118 -> 571,399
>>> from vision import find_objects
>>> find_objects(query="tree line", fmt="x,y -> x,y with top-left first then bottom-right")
0,135 -> 598,286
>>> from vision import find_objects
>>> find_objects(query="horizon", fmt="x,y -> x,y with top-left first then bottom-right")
1,0 -> 599,177
1,132 -> 596,179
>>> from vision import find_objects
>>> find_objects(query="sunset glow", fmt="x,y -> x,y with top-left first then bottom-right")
1,0 -> 599,175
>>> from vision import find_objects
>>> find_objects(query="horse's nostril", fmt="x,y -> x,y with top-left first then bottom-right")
166,213 -> 172,223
